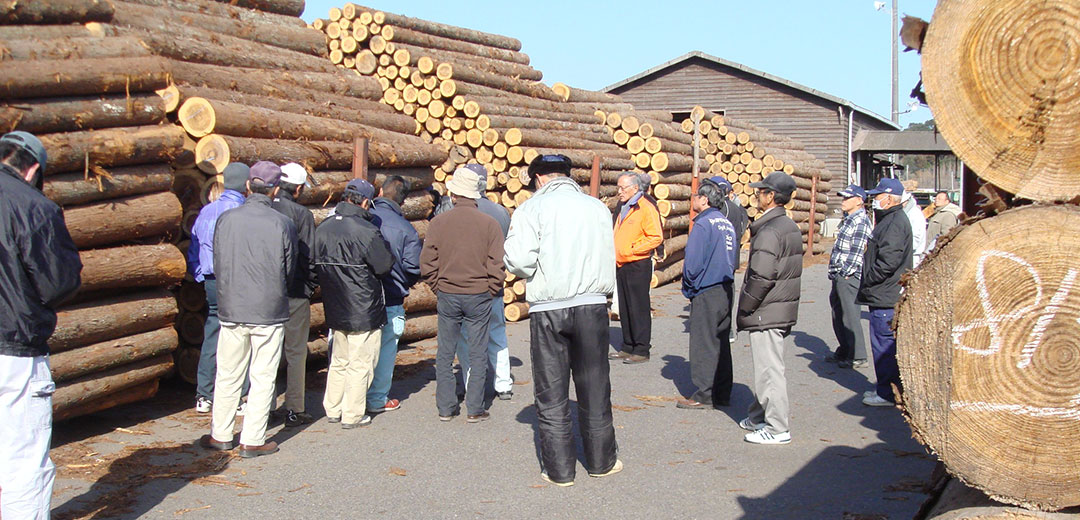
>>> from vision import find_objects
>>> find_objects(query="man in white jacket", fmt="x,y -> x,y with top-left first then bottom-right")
504,154 -> 622,487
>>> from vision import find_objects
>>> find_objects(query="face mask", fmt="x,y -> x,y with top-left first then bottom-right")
872,199 -> 885,210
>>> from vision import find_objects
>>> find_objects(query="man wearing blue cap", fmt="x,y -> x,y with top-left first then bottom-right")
677,177 -> 738,410
826,185 -> 873,368
0,131 -> 82,519
202,161 -> 297,458
315,178 -> 395,429
857,177 -> 913,407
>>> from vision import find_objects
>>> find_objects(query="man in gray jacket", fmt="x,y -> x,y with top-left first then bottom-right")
505,154 -> 622,487
201,162 -> 297,458
737,172 -> 803,445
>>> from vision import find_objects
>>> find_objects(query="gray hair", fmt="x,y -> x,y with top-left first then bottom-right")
617,171 -> 649,193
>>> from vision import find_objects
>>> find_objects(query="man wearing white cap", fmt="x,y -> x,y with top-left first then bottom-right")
421,166 -> 506,423
271,162 -> 318,427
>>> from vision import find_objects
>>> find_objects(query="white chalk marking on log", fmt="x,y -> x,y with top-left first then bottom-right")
952,250 -> 1044,356
951,400 -> 1080,421
1017,269 -> 1078,369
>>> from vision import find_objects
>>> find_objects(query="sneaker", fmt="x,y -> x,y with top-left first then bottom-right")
862,393 -> 895,407
368,398 -> 401,413
738,417 -> 766,431
863,390 -> 878,399
676,399 -> 709,410
342,415 -> 373,429
466,411 -> 490,423
497,391 -> 513,401
195,396 -> 212,414
588,459 -> 623,478
850,359 -> 868,369
284,410 -> 315,427
327,416 -> 341,424
439,412 -> 459,422
236,402 -> 246,417
744,429 -> 791,445
540,472 -> 574,487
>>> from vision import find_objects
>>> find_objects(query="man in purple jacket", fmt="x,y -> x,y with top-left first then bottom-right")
187,163 -> 249,413
677,177 -> 738,410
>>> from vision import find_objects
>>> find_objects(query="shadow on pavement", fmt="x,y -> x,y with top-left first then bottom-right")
790,330 -> 871,397
515,402 -> 589,475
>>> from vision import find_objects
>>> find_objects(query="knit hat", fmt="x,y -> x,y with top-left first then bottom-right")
222,162 -> 250,192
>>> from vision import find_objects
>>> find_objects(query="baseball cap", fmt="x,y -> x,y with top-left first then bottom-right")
838,184 -> 866,200
866,177 -> 904,196
1,131 -> 47,173
249,160 -> 282,186
704,175 -> 732,192
279,162 -> 312,187
748,171 -> 797,196
344,178 -> 375,200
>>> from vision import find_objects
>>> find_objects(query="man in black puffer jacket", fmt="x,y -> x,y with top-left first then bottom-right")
736,172 -> 802,445
857,178 -> 913,407
315,179 -> 395,429
0,131 -> 82,519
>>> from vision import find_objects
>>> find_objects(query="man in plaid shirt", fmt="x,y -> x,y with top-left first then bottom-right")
826,185 -> 872,368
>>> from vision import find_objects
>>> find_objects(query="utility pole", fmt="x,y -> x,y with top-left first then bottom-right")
892,0 -> 899,124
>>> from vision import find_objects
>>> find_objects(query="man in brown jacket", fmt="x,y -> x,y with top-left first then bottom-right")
421,167 -> 506,423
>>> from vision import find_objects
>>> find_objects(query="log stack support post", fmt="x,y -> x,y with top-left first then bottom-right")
689,110 -> 702,230
589,154 -> 600,198
354,137 -> 370,181
805,173 -> 819,257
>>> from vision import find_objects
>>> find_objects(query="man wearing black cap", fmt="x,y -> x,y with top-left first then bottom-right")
188,162 -> 249,414
0,131 -> 81,519
202,161 -> 297,458
737,171 -> 803,445
827,185 -> 873,369
505,154 -> 621,486
315,179 -> 394,429
677,177 -> 739,410
857,177 -> 913,407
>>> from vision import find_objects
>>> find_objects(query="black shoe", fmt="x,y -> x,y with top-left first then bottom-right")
439,411 -> 459,422
497,391 -> 513,401
327,416 -> 341,424
285,410 -> 315,427
198,434 -> 235,451
466,411 -> 491,423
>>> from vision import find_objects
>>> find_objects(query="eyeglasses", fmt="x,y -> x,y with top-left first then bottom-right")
617,184 -> 635,192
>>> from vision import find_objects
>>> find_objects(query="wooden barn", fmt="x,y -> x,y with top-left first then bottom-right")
603,50 -> 900,217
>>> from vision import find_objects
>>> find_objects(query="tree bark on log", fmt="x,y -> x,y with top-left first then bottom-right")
383,25 -> 529,65
896,205 -> 1080,511
551,82 -> 621,103
51,327 -> 177,383
663,234 -> 689,259
171,61 -> 383,102
0,56 -> 171,99
124,27 -> 336,74
205,0 -> 304,16
403,282 -> 436,313
657,199 -> 691,217
355,5 -> 521,51
786,210 -> 826,224
0,22 -> 120,40
64,192 -> 182,248
176,85 -> 414,135
122,0 -> 307,27
78,244 -> 187,293
296,169 -> 434,205
390,41 -> 540,81
485,114 -> 609,136
436,61 -> 556,101
113,0 -> 324,56
195,135 -> 447,174
0,0 -> 113,24
53,354 -> 172,416
55,379 -> 159,421
0,93 -> 165,135
471,101 -> 603,125
401,312 -> 438,343
0,35 -> 151,61
654,184 -> 692,200
39,125 -> 185,175
650,260 -> 683,288
520,148 -> 634,171
503,128 -> 624,153
662,214 -> 690,231
44,163 -> 174,207
50,289 -> 178,353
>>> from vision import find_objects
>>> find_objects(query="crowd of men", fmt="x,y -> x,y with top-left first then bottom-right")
0,123 -> 956,514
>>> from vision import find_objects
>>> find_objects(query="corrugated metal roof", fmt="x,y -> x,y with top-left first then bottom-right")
602,50 -> 901,130
852,130 -> 953,153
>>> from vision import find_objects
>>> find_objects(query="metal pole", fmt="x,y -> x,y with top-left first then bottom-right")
892,0 -> 900,124
689,111 -> 702,231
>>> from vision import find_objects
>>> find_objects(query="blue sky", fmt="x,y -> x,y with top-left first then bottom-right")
303,1 -> 938,127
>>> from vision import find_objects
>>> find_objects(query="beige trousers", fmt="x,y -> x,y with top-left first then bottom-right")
323,328 -> 381,424
282,298 -> 311,412
212,322 -> 284,446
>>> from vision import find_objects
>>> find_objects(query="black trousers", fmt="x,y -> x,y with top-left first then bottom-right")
688,283 -> 734,405
531,304 -> 617,482
829,275 -> 866,362
616,259 -> 653,357
435,292 -> 491,416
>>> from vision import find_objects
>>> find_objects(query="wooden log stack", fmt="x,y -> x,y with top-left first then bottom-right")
0,0 -> 191,419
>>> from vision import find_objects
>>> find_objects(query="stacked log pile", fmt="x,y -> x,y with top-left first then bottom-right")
894,0 -> 1080,514
0,1 -> 189,420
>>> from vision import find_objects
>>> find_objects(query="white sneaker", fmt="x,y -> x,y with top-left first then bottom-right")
738,417 -> 766,431
195,396 -> 212,414
588,459 -> 623,478
863,390 -> 877,399
540,472 -> 574,487
236,402 -> 246,416
744,429 -> 791,445
862,393 -> 894,407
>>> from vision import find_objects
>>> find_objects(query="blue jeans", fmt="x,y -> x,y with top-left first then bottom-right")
869,307 -> 901,402
367,305 -> 405,407
458,297 -> 512,394
196,278 -> 248,400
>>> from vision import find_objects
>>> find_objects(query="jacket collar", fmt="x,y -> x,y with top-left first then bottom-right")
693,206 -> 720,222
749,205 -> 785,233
220,190 -> 245,203
334,200 -> 373,220
875,204 -> 903,221
534,176 -> 579,196
844,207 -> 866,221
0,163 -> 24,182
245,193 -> 273,206
274,189 -> 296,203
374,197 -> 404,216
453,197 -> 479,209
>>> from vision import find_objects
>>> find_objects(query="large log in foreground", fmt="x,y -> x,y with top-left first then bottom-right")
921,0 -> 1080,202
53,354 -> 173,415
0,93 -> 166,135
896,205 -> 1080,511
64,191 -> 182,248
39,125 -> 186,175
44,163 -> 174,206
50,289 -> 178,353
0,56 -> 172,99
0,0 -> 114,24
50,327 -> 178,383
195,134 -> 448,173
78,244 -> 187,293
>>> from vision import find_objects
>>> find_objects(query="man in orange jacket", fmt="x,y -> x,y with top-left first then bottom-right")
610,172 -> 663,364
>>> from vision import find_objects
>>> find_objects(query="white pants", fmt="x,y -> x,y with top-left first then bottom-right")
323,329 -> 381,424
0,355 -> 55,520
212,322 -> 284,447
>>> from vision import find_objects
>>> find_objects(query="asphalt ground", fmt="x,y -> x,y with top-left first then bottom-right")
50,263 -> 937,519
